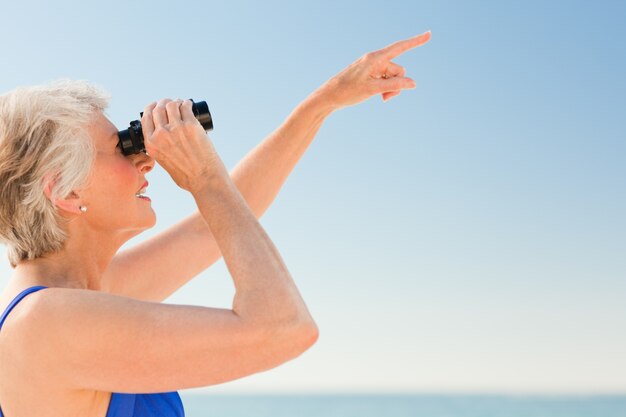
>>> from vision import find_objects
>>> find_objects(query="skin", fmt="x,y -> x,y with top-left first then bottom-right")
0,31 -> 431,415
5,113 -> 156,291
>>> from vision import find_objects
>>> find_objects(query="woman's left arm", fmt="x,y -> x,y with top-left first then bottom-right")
104,91 -> 336,302
103,31 -> 431,302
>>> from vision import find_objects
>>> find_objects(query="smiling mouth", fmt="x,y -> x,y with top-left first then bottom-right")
135,181 -> 149,199
135,189 -> 150,201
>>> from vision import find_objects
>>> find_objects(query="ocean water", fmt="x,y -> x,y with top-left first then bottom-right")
178,394 -> 626,417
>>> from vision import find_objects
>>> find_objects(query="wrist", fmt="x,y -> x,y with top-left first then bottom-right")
306,85 -> 342,116
189,166 -> 233,199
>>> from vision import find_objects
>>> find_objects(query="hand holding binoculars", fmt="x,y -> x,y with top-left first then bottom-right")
117,99 -> 213,156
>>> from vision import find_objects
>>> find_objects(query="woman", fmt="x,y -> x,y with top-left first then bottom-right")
0,31 -> 430,416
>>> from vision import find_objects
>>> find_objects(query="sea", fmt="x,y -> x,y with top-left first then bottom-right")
178,393 -> 626,417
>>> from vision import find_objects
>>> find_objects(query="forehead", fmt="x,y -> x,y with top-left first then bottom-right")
87,111 -> 118,146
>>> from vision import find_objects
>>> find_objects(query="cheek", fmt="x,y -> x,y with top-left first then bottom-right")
114,160 -> 137,182
111,162 -> 138,196
90,159 -> 138,205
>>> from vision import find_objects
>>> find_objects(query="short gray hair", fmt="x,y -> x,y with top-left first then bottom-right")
0,79 -> 111,268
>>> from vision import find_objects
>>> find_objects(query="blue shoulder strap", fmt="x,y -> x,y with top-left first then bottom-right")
0,286 -> 48,332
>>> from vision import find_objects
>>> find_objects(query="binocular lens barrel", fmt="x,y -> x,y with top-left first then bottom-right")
118,99 -> 213,156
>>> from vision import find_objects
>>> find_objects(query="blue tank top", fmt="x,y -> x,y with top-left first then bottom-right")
0,286 -> 185,417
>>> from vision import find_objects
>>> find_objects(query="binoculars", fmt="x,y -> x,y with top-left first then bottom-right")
117,99 -> 213,155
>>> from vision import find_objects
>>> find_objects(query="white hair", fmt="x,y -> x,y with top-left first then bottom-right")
0,78 -> 111,267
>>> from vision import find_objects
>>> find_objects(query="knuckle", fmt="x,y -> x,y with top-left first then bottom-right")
153,125 -> 169,136
369,50 -> 384,61
390,40 -> 403,50
165,100 -> 179,109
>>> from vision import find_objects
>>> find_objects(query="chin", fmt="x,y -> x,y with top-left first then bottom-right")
126,210 -> 157,234
142,211 -> 157,229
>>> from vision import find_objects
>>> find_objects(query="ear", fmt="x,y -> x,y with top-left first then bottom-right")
42,173 -> 84,215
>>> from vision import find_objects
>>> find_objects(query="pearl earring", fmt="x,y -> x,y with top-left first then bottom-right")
79,205 -> 87,213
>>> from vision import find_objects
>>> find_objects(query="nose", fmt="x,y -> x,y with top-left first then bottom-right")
134,151 -> 155,174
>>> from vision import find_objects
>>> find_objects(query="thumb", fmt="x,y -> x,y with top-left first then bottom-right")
377,77 -> 416,92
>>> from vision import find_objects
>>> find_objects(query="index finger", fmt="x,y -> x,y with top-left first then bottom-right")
380,30 -> 431,59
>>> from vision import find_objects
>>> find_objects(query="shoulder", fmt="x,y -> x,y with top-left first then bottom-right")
0,286 -> 110,414
7,287 -> 115,336
0,286 -> 52,340
0,287 -> 73,391
0,287 -> 100,363
0,287 -> 123,386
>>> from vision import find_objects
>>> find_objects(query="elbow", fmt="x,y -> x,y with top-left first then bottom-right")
270,319 -> 319,358
300,320 -> 319,347
293,319 -> 319,355
287,315 -> 318,344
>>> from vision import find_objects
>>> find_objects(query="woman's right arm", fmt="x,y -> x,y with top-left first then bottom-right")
190,169 -> 317,330
13,174 -> 318,393
15,282 -> 317,393
9,99 -> 318,393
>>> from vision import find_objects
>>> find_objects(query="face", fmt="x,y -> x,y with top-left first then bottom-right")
79,111 -> 156,235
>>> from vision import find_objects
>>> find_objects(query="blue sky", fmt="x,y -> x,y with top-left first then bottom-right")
1,1 -> 625,394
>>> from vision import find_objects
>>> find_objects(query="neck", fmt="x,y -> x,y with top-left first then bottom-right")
11,221 -> 138,291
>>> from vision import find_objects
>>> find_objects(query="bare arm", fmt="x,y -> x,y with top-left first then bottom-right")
189,165 -> 317,327
20,119 -> 318,392
104,32 -> 432,302
104,91 -> 335,302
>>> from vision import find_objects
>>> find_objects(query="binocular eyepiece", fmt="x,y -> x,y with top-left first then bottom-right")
117,99 -> 213,156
